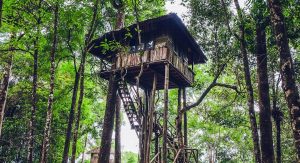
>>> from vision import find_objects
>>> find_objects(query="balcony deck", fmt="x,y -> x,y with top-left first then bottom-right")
99,46 -> 195,90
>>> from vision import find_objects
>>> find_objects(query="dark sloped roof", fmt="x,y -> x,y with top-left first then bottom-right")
88,13 -> 207,64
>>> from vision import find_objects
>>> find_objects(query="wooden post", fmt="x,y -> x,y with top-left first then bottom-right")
154,112 -> 159,163
115,95 -> 121,163
183,88 -> 188,161
163,63 -> 169,163
176,88 -> 184,162
145,74 -> 157,162
140,90 -> 149,163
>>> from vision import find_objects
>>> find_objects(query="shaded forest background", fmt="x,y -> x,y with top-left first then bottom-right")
0,0 -> 299,162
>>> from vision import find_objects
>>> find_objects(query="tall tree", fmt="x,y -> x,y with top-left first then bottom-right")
98,1 -> 124,162
253,0 -> 275,162
40,2 -> 59,162
267,0 -> 300,159
27,0 -> 43,161
62,0 -> 101,162
233,0 -> 261,162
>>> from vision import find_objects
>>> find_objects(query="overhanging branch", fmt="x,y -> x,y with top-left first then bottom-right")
181,64 -> 226,113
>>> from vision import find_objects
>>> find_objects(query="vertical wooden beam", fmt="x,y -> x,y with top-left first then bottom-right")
183,88 -> 188,146
163,63 -> 169,163
176,88 -> 184,162
140,90 -> 148,163
154,112 -> 159,163
183,88 -> 188,162
114,95 -> 121,163
145,74 -> 157,162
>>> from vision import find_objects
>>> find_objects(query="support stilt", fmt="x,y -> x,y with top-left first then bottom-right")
183,88 -> 188,161
145,74 -> 157,162
163,63 -> 169,163
115,95 -> 121,163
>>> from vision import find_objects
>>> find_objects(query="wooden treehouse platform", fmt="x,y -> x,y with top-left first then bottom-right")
99,45 -> 195,90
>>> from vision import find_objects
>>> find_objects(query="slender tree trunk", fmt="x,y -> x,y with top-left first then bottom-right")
62,67 -> 81,163
145,74 -> 157,163
62,0 -> 100,162
114,95 -> 121,163
0,51 -> 13,137
98,3 -> 124,163
234,0 -> 261,162
183,88 -> 188,162
40,3 -> 59,162
255,1 -> 275,161
70,62 -> 85,163
27,2 -> 42,161
267,0 -> 300,159
162,63 -> 169,163
27,39 -> 39,163
271,72 -> 282,163
176,88 -> 183,162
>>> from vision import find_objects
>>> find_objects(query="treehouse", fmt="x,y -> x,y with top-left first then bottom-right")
88,13 -> 207,89
88,13 -> 206,163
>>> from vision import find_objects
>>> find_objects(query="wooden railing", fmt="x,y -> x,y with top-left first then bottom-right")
114,46 -> 194,83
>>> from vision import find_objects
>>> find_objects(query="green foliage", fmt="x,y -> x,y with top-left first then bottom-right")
122,151 -> 138,163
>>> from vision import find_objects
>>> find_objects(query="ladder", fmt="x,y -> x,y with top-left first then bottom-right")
117,79 -> 141,136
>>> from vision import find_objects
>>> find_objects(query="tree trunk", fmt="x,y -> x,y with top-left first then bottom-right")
62,68 -> 81,163
162,63 -> 169,163
271,72 -> 282,163
40,3 -> 59,162
176,88 -> 183,162
70,62 -> 85,163
98,74 -> 117,163
145,74 -> 157,163
114,95 -> 121,163
27,2 -> 42,161
0,52 -> 13,137
98,3 -> 124,163
255,1 -> 275,161
27,39 -> 39,163
183,88 -> 188,162
62,0 -> 100,162
267,0 -> 300,159
233,0 -> 261,162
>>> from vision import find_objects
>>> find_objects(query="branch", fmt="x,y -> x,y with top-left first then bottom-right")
214,83 -> 240,93
220,0 -> 240,40
181,64 -> 226,113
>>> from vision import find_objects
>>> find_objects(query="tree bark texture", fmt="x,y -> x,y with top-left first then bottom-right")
255,3 -> 275,161
27,2 -> 42,161
98,74 -> 117,163
70,62 -> 85,163
62,0 -> 100,161
183,88 -> 188,161
234,0 -> 261,162
27,39 -> 39,163
176,88 -> 184,162
162,63 -> 169,163
40,3 -> 59,162
114,95 -> 121,163
145,74 -> 157,163
98,2 -> 124,163
0,52 -> 13,137
267,0 -> 300,159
